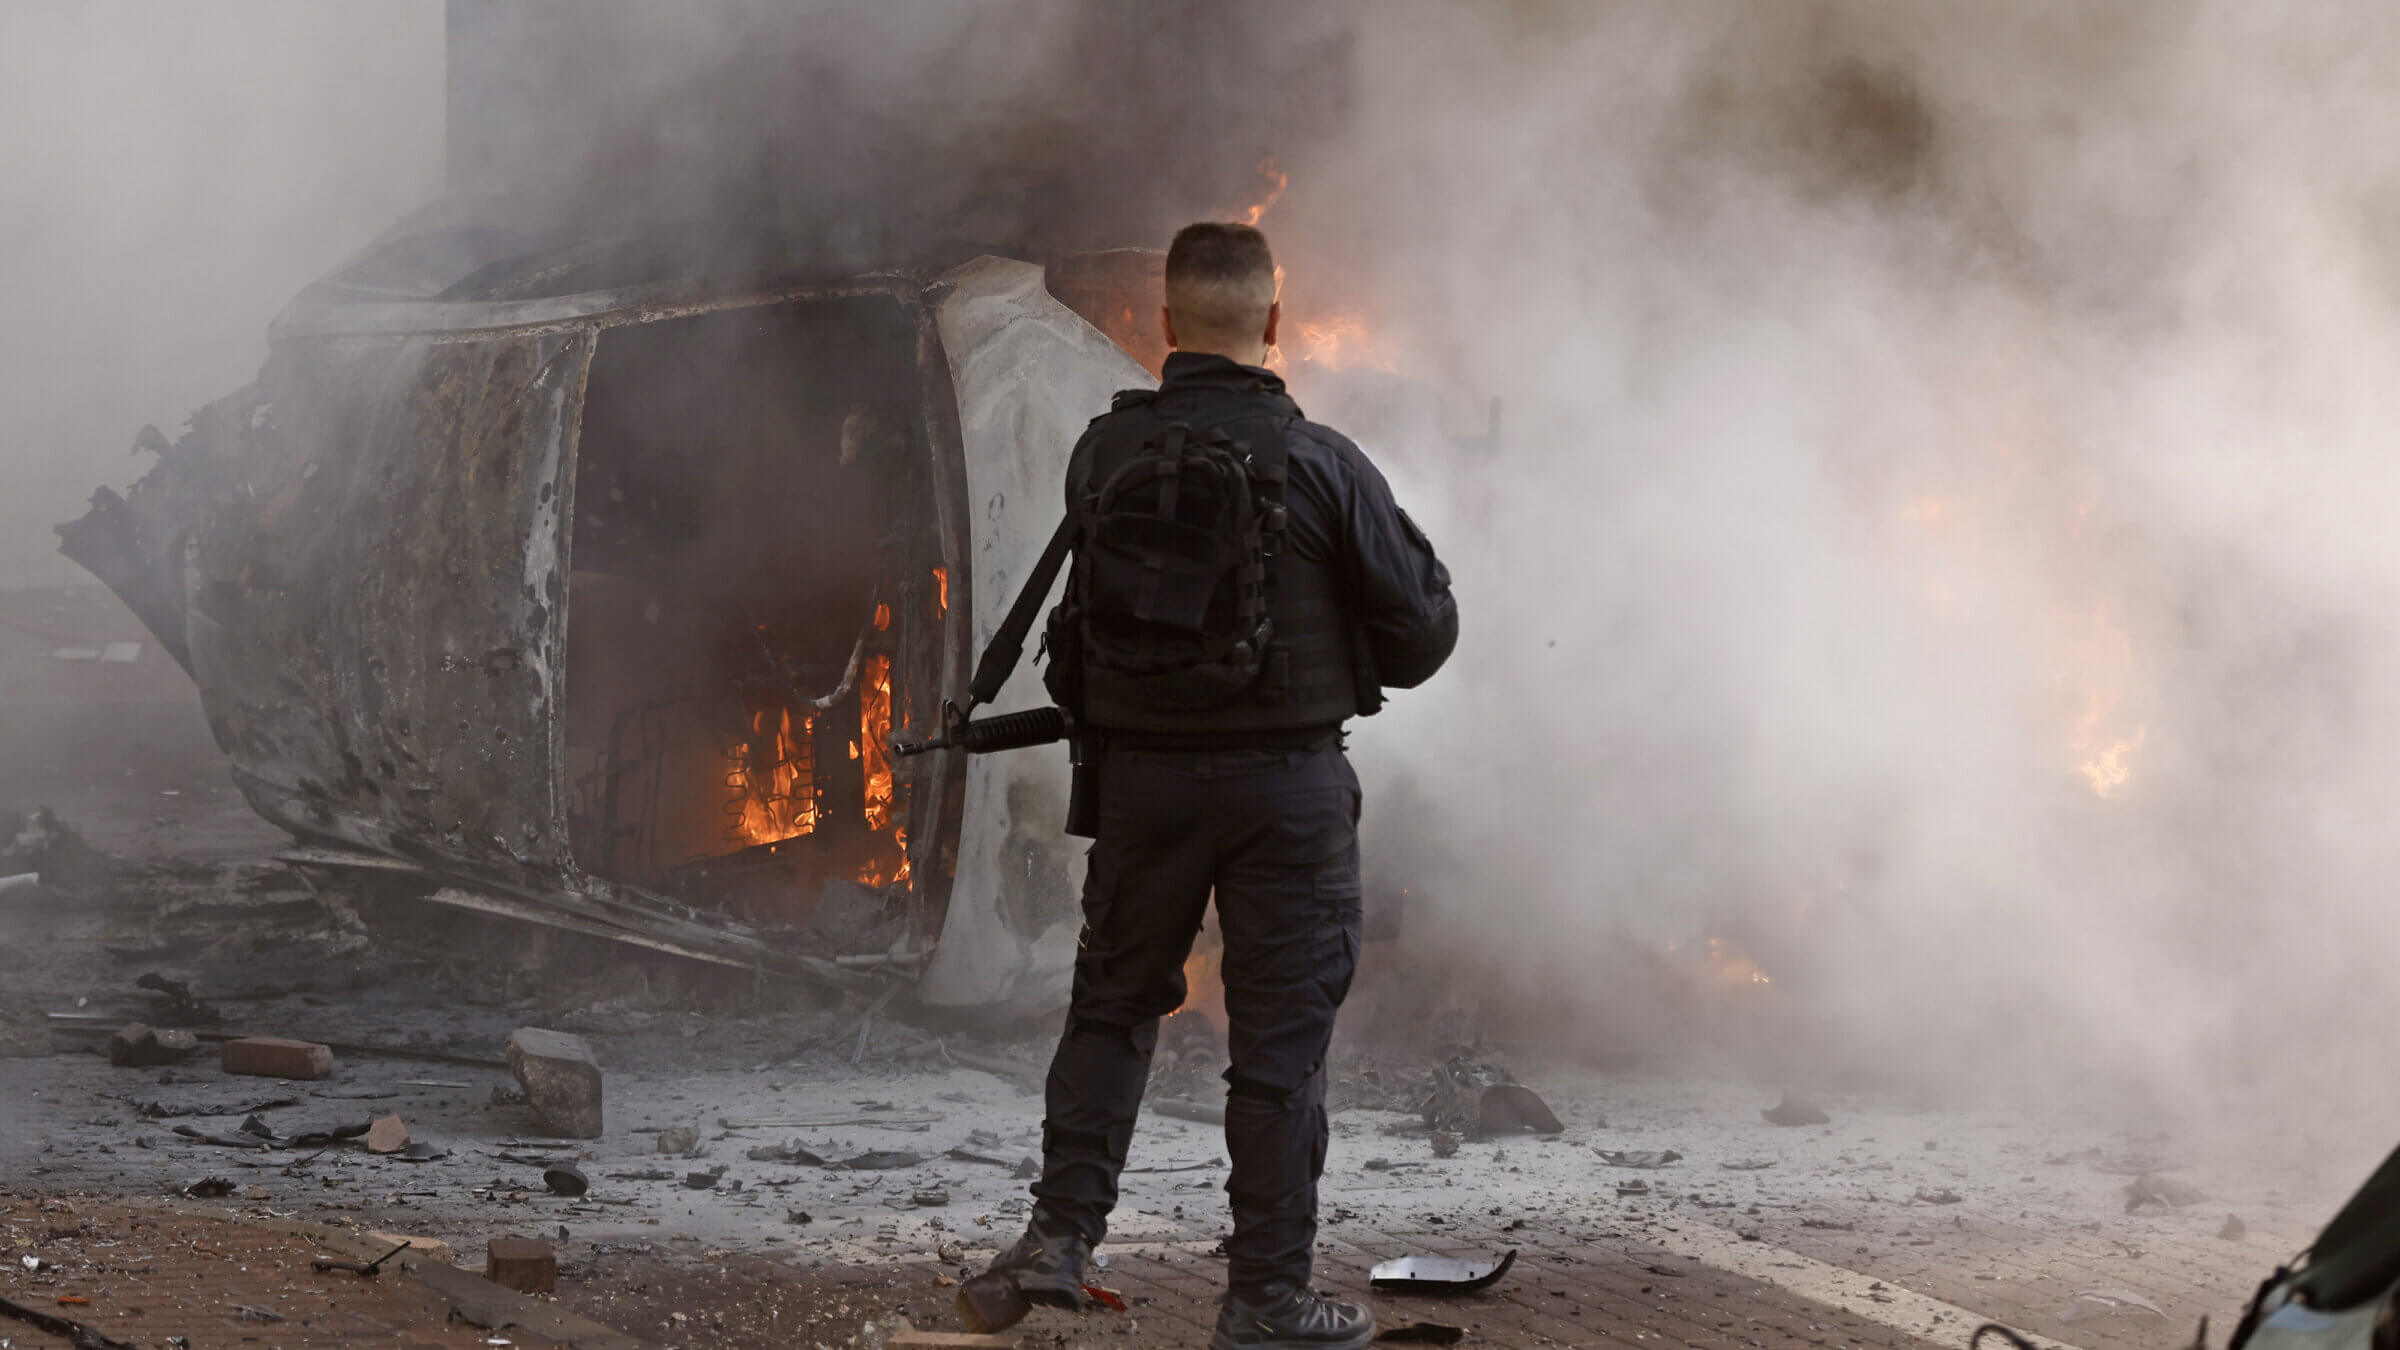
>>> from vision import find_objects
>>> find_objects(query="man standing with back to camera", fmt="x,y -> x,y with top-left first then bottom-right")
981,223 -> 1458,1350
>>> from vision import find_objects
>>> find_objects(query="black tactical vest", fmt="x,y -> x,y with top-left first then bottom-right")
1059,383 -> 1359,736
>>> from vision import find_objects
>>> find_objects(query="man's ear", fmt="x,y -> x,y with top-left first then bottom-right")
1262,300 -> 1281,351
1161,305 -> 1179,351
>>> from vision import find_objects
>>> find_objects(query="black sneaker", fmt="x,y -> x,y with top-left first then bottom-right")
983,1214 -> 1093,1309
1211,1285 -> 1377,1350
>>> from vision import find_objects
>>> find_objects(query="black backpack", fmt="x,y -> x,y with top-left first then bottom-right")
1046,406 -> 1293,713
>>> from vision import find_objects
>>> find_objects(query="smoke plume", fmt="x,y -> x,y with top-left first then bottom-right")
27,0 -> 2400,1125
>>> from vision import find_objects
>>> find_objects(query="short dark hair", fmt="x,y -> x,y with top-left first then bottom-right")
1164,222 -> 1277,342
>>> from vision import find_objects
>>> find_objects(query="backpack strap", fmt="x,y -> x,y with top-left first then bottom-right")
965,512 -> 1078,710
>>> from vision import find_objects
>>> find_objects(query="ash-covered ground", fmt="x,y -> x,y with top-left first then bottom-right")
0,746 -> 2378,1350
0,641 -> 2376,1350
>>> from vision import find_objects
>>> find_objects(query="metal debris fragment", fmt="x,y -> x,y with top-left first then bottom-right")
1761,1092 -> 1831,1126
1369,1248 -> 1518,1295
1596,1149 -> 1683,1169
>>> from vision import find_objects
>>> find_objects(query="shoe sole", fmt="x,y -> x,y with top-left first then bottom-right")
1207,1324 -> 1377,1350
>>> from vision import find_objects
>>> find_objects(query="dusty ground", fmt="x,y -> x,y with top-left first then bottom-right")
0,705 -> 2385,1349
2,987 -> 2376,1350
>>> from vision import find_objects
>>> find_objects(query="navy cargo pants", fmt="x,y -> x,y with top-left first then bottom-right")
1030,740 -> 1363,1298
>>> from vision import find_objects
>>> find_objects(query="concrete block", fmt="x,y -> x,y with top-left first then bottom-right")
220,1036 -> 334,1080
506,1027 -> 602,1139
108,1022 -> 200,1067
0,996 -> 50,1057
485,1236 -> 556,1294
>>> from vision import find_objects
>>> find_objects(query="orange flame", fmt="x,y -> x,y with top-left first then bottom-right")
730,705 -> 816,846
859,653 -> 895,833
1238,156 -> 1288,227
932,567 -> 949,617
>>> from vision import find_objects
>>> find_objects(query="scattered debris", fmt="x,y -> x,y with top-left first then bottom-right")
182,1176 -> 235,1197
231,1303 -> 286,1323
0,1289 -> 141,1350
1761,1092 -> 1831,1127
2123,1174 -> 2205,1213
913,1188 -> 951,1207
1915,1188 -> 1964,1205
683,1170 -> 723,1190
2218,1214 -> 2247,1241
1421,1058 -> 1564,1138
840,1151 -> 926,1171
656,1126 -> 700,1155
751,1140 -> 828,1164
220,1036 -> 334,1080
1378,1323 -> 1467,1345
1597,1150 -> 1683,1169
1721,1159 -> 1776,1171
107,1021 -> 199,1067
171,1124 -> 274,1150
1369,1248 -> 1518,1295
1617,1180 -> 1651,1197
2066,1289 -> 2167,1322
1802,1218 -> 1857,1231
364,1232 -> 452,1264
4,808 -> 112,892
311,1240 -> 412,1277
486,1236 -> 557,1294
363,1113 -> 410,1154
397,1141 -> 450,1162
1429,1130 -> 1462,1159
133,972 -> 216,1026
609,1168 -> 675,1181
506,1027 -> 603,1139
542,1161 -> 589,1197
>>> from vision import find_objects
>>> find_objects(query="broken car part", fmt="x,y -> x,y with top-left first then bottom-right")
1596,1149 -> 1683,1169
1369,1249 -> 1519,1295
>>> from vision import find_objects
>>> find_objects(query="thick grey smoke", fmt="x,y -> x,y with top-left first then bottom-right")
22,0 -> 2400,1120
0,2 -> 441,585
1286,1 -> 2400,1116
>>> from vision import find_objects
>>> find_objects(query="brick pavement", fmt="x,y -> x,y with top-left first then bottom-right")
552,1229 -> 1951,1349
0,1192 -> 578,1348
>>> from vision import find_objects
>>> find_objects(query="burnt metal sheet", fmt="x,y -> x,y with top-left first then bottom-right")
186,331 -> 588,889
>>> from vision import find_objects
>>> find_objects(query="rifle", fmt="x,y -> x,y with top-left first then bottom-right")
890,516 -> 1099,834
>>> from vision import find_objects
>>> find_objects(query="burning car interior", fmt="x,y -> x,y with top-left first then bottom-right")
561,297 -> 945,948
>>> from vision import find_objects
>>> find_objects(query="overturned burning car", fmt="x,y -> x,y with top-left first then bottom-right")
61,215 -> 1175,1013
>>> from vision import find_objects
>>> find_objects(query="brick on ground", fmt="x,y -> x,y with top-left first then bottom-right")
219,1034 -> 333,1079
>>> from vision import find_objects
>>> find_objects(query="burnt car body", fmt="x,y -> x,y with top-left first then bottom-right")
62,214 -> 1161,1011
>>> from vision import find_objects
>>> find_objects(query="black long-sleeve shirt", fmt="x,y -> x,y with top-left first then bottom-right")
1079,352 -> 1458,696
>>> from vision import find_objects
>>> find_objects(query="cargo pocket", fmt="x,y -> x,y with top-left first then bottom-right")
1314,863 -> 1364,922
